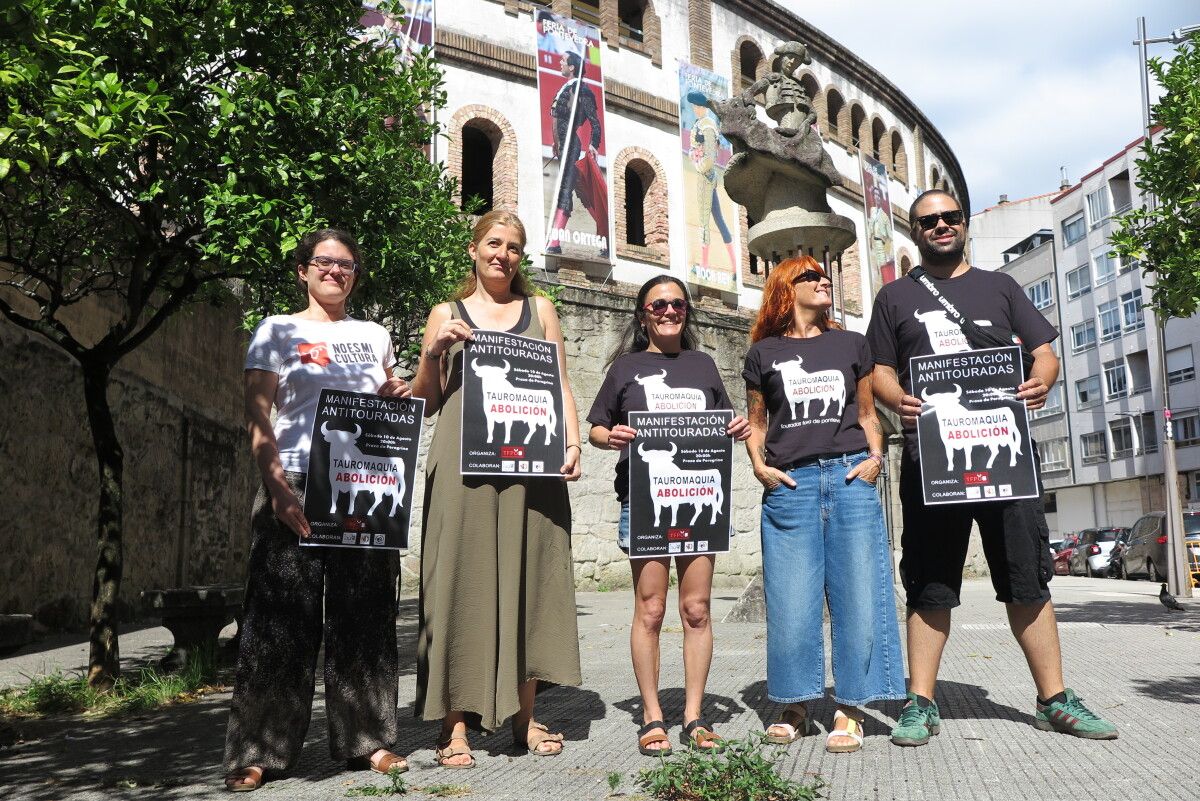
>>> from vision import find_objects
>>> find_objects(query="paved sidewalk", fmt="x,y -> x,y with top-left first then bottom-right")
2,576 -> 1199,800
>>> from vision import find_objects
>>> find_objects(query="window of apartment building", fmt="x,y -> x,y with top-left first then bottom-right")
1167,346 -> 1195,385
1103,357 -> 1128,399
1066,264 -> 1091,299
1109,170 -> 1133,213
1110,418 -> 1135,458
1076,374 -> 1101,408
1062,213 -> 1086,246
1032,383 -> 1064,418
1097,299 -> 1121,341
1080,431 -> 1108,464
1044,491 -> 1058,513
1192,471 -> 1200,502
1174,409 -> 1200,446
1118,254 -> 1138,274
1038,438 -> 1069,472
1086,187 -> 1110,227
1025,277 -> 1053,310
1071,320 -> 1096,352
1127,350 -> 1152,394
1092,249 -> 1116,286
1120,288 -> 1145,331
1139,412 -> 1159,454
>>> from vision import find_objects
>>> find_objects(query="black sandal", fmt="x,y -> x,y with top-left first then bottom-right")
681,718 -> 725,752
637,720 -> 673,757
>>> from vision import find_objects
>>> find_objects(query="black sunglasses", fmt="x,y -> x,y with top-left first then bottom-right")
793,269 -> 833,288
642,298 -> 688,315
915,210 -> 964,230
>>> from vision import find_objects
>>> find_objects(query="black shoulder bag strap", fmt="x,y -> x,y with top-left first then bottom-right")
907,266 -> 1035,374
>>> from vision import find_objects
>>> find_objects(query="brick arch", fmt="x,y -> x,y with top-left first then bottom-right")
447,104 -> 518,213
849,102 -> 867,149
870,115 -> 889,164
826,87 -> 847,146
796,70 -> 825,137
929,164 -> 942,192
889,128 -> 908,184
897,247 -> 914,276
731,35 -> 767,96
613,145 -> 669,265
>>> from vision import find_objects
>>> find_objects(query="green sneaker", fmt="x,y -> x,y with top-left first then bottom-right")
890,692 -> 941,746
1034,689 -> 1118,740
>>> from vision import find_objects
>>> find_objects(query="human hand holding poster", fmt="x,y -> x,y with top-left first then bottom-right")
460,330 -> 566,476
910,346 -> 1039,505
303,389 -> 424,549
628,410 -> 733,559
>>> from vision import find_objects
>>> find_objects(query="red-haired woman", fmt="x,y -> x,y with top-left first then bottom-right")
743,256 -> 905,754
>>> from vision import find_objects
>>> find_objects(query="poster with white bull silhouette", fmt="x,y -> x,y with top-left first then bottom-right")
910,346 -> 1039,505
303,389 -> 425,549
460,330 -> 566,476
627,410 -> 733,559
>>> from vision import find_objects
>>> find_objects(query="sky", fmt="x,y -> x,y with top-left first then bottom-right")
782,1 -> 1199,213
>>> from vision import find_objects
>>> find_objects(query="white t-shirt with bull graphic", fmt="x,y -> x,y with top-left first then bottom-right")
245,315 -> 396,472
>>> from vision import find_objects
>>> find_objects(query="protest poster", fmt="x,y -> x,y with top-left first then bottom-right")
535,8 -> 611,263
303,389 -> 425,550
679,62 -> 739,292
860,151 -> 896,300
627,410 -> 733,559
910,346 -> 1039,505
460,330 -> 566,476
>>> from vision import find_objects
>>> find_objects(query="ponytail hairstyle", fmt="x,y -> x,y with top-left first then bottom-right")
452,208 -> 534,300
749,255 -> 840,343
606,275 -> 698,368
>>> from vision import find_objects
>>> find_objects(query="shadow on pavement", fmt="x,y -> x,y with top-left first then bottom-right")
737,679 -> 903,738
1129,673 -> 1200,704
1052,597 -> 1200,633
613,688 -> 744,729
933,679 -> 1035,726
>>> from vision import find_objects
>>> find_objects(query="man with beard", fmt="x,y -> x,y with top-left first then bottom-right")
546,50 -> 608,257
866,190 -> 1117,746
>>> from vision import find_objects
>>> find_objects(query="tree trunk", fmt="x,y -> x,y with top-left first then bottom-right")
81,358 -> 124,690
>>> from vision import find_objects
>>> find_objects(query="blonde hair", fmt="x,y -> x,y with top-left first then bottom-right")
452,209 -> 534,299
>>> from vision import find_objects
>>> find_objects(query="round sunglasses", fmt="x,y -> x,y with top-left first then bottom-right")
642,298 -> 689,315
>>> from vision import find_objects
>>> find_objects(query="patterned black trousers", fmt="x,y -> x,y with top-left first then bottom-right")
223,474 -> 401,774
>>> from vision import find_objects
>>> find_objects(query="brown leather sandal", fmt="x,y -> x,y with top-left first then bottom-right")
637,720 -> 673,757
765,704 -> 817,744
681,718 -> 726,752
346,749 -> 409,774
513,719 -> 564,756
435,734 -> 476,769
224,766 -> 264,792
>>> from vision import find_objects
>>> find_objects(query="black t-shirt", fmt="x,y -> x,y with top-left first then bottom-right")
865,267 -> 1059,459
587,349 -> 734,501
742,331 -> 872,467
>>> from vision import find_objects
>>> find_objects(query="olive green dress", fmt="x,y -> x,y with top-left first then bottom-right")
416,297 -> 582,731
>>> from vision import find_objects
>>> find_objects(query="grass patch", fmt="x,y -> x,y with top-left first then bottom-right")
636,738 -> 824,801
347,767 -> 408,796
0,646 -> 228,719
421,783 -> 471,797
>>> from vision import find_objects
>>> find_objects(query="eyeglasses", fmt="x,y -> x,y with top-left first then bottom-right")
643,298 -> 688,315
915,210 -> 965,230
793,270 -> 833,290
308,256 -> 360,274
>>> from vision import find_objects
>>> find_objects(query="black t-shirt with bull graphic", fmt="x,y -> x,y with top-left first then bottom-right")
742,331 -> 873,468
865,266 -> 1058,460
588,349 -> 734,502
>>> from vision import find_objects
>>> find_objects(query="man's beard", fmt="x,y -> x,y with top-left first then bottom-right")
918,231 -> 965,267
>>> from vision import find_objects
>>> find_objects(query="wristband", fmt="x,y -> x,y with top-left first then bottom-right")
424,348 -> 444,360
867,453 -> 884,464
566,443 -> 581,452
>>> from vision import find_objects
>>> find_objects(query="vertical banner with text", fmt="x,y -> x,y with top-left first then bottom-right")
627,410 -> 733,559
860,152 -> 896,301
679,62 -> 739,292
303,389 -> 425,550
460,330 -> 566,476
536,9 -> 611,263
910,346 -> 1039,505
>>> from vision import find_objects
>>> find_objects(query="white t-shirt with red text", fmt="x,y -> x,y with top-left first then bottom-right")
245,315 -> 395,472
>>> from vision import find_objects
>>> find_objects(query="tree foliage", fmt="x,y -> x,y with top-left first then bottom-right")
1111,32 -> 1200,319
0,0 -> 470,685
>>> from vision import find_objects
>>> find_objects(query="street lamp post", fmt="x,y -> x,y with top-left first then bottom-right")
1131,17 -> 1198,597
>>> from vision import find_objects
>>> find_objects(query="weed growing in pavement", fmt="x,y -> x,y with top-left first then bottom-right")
607,771 -> 623,794
422,783 -> 471,797
635,737 -> 824,801
0,646 -> 227,719
346,767 -> 409,796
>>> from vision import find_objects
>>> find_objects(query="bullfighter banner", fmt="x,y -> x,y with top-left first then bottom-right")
535,9 -> 611,263
860,152 -> 896,300
910,346 -> 1039,505
303,389 -> 425,550
460,330 -> 566,477
360,0 -> 434,61
627,410 -> 733,559
679,62 -> 739,292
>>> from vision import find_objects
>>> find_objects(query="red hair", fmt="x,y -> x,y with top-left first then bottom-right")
749,256 -> 840,343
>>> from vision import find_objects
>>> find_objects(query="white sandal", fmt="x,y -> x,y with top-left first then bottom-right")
825,711 -> 864,753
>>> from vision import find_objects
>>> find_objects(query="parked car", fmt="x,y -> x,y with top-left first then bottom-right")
1114,512 -> 1200,581
1053,543 -> 1075,576
1068,527 -> 1126,577
1049,538 -> 1065,558
1105,528 -> 1133,577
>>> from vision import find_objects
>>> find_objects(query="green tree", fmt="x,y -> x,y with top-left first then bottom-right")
1111,32 -> 1200,318
0,0 -> 471,687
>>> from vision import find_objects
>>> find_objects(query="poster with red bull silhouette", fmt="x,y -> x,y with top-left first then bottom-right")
303,389 -> 425,550
627,411 -> 733,559
535,9 -> 611,263
910,346 -> 1039,505
460,330 -> 566,477
860,152 -> 896,301
680,62 -> 738,292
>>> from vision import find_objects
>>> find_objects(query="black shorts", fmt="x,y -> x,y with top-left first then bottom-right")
898,452 -> 1053,609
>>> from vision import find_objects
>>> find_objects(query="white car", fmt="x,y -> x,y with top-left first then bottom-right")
1069,527 -> 1125,577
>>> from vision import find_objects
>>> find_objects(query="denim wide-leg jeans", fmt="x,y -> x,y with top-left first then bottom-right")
760,451 -> 906,706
